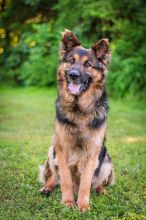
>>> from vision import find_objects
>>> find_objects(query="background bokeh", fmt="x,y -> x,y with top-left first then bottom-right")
0,0 -> 146,97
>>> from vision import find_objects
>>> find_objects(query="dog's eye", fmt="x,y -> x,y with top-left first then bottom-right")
84,61 -> 91,67
69,58 -> 75,64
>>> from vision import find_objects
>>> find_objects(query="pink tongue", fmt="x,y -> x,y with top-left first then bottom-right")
68,83 -> 80,95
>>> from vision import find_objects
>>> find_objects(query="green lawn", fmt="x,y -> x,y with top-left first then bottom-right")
0,86 -> 146,220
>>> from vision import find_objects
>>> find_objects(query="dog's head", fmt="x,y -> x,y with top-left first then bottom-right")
58,29 -> 111,96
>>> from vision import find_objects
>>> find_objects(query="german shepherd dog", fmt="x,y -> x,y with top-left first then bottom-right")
39,30 -> 115,212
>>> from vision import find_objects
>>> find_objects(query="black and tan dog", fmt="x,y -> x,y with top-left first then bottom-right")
39,29 -> 115,212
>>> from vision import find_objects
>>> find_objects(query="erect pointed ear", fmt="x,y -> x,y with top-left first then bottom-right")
60,29 -> 81,60
91,39 -> 111,65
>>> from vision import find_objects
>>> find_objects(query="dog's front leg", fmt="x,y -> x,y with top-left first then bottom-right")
57,149 -> 75,208
77,124 -> 107,211
77,156 -> 97,212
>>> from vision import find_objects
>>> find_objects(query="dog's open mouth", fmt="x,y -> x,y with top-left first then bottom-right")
68,79 -> 91,95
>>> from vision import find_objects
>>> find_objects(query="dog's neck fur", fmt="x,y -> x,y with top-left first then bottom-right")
56,86 -> 108,129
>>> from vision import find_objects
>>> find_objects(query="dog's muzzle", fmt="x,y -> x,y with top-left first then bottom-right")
67,70 -> 91,95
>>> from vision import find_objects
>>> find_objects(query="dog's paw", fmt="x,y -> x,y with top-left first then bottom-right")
77,200 -> 90,212
62,200 -> 75,208
96,185 -> 107,194
40,186 -> 51,197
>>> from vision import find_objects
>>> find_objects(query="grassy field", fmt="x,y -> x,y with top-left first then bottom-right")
0,86 -> 146,220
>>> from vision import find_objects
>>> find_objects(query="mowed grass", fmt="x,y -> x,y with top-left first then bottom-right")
0,86 -> 146,220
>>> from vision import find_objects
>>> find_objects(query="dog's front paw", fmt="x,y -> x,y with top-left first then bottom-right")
63,200 -> 75,208
40,186 -> 51,197
77,199 -> 90,212
62,192 -> 75,208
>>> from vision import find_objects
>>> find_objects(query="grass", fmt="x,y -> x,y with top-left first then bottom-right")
0,86 -> 146,220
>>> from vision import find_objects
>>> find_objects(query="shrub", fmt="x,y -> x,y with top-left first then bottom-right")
3,23 -> 59,86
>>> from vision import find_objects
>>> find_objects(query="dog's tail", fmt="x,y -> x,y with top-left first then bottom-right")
39,146 -> 57,186
108,167 -> 115,186
39,165 -> 46,185
39,157 -> 53,185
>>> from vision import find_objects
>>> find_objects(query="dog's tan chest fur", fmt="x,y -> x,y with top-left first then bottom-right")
54,118 -> 106,173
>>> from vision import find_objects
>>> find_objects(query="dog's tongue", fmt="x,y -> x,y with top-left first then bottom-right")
68,83 -> 80,95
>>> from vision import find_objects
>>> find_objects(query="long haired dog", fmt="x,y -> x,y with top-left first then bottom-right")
39,30 -> 115,212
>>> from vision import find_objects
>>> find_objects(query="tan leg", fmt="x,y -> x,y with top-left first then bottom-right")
77,158 -> 97,212
57,150 -> 75,208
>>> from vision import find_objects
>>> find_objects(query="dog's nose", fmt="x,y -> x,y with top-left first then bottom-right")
68,70 -> 80,80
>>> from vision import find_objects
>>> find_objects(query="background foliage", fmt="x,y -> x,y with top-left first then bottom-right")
0,0 -> 146,97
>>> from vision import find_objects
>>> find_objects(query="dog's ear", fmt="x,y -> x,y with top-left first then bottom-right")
60,29 -> 81,60
91,39 -> 111,65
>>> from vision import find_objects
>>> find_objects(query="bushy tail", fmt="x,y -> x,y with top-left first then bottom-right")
108,167 -> 115,186
39,165 -> 46,185
39,158 -> 53,185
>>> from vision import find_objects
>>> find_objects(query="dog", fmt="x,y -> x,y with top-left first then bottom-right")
39,29 -> 115,212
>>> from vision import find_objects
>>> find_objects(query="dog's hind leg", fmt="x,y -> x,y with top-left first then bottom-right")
95,166 -> 115,194
92,146 -> 115,194
39,146 -> 59,196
